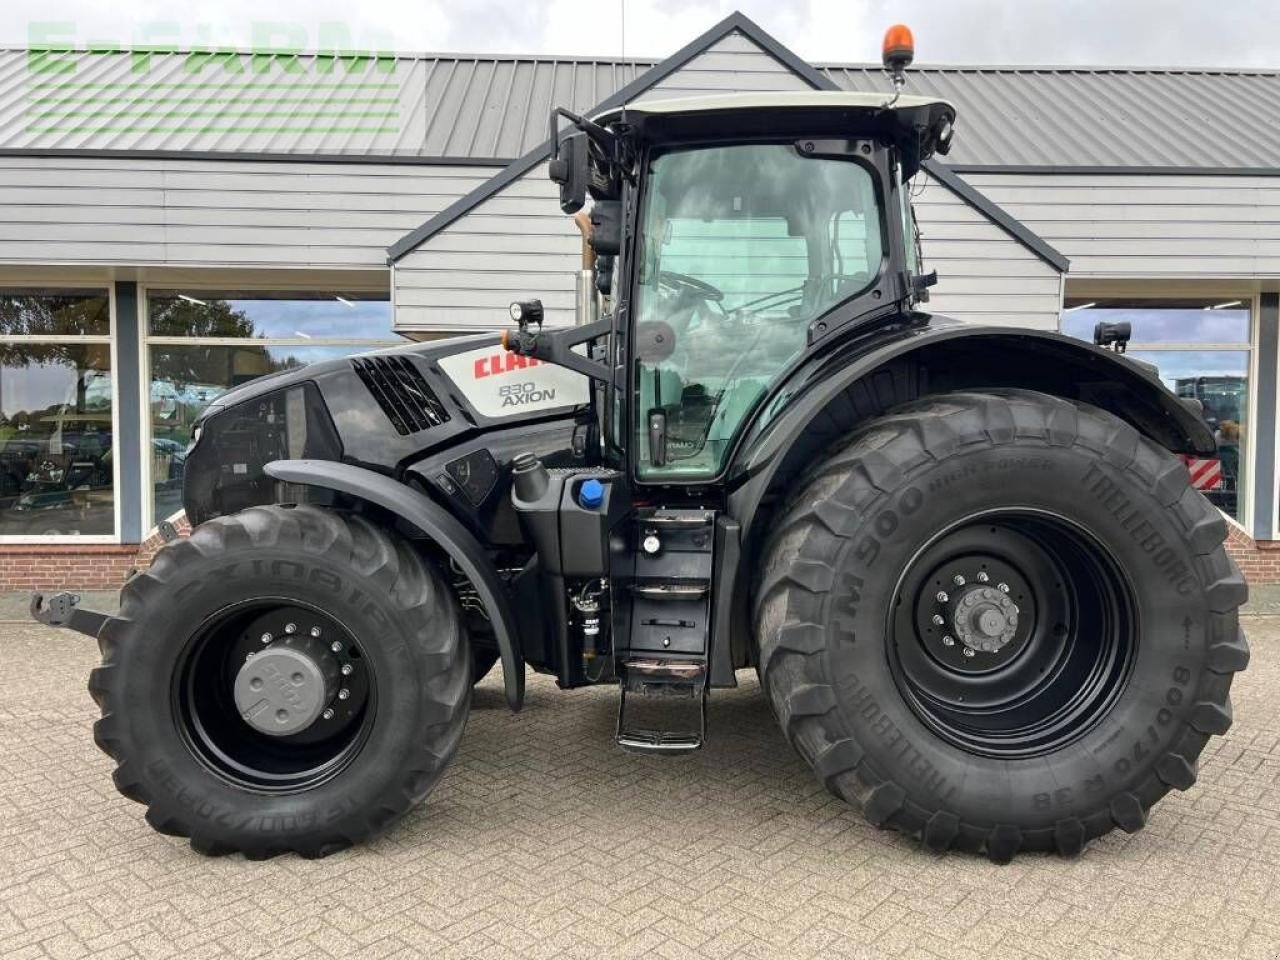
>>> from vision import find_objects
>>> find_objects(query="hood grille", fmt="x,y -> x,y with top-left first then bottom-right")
352,356 -> 450,435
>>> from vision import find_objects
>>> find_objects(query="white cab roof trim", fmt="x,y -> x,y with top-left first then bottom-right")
596,90 -> 952,121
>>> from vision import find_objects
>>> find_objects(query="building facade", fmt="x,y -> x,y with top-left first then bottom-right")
1,12 -> 1277,588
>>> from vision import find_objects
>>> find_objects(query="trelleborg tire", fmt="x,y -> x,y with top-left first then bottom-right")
754,390 -> 1248,862
89,504 -> 470,859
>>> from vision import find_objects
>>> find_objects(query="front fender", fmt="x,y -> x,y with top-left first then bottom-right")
264,459 -> 525,711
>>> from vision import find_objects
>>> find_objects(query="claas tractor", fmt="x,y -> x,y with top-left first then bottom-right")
33,28 -> 1247,863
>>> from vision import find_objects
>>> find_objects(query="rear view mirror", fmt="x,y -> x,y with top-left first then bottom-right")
549,132 -> 588,214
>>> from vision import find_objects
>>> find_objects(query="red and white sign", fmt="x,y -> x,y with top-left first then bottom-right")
1180,455 -> 1223,490
437,343 -> 590,419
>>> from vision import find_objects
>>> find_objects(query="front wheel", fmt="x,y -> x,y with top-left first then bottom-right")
90,504 -> 471,858
755,390 -> 1248,862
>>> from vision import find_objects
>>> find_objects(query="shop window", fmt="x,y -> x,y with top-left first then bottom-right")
145,290 -> 398,526
0,289 -> 114,537
1061,298 -> 1252,523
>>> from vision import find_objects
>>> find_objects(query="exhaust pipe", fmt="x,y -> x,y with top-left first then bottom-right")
573,211 -> 598,327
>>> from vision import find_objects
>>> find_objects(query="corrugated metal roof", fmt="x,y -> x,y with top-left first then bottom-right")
0,48 -> 650,159
3,43 -> 1278,169
820,64 -> 1280,168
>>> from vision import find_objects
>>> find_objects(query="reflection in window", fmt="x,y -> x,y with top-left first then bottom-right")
148,291 -> 395,340
0,289 -> 110,337
1060,299 -> 1249,345
1061,298 -> 1251,523
146,290 -> 399,525
0,344 -> 113,535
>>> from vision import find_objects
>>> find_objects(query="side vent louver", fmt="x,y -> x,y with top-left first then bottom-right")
352,356 -> 450,436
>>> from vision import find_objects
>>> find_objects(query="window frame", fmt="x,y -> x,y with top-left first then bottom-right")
139,281 -> 400,533
1060,290 -> 1260,534
0,282 -> 120,544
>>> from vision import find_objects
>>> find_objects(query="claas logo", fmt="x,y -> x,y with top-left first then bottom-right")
473,352 -> 543,379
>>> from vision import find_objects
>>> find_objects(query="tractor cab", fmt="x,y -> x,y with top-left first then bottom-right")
507,91 -> 954,489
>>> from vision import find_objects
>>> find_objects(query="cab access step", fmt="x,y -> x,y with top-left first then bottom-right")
614,508 -> 715,754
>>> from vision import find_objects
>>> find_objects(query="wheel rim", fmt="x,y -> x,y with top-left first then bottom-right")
173,599 -> 375,793
888,510 -> 1137,759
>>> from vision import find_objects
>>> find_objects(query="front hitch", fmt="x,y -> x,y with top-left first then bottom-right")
31,591 -> 111,640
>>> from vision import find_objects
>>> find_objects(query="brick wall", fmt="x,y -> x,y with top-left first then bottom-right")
2,513 -> 1278,593
1,516 -> 191,592
1225,524 -> 1280,586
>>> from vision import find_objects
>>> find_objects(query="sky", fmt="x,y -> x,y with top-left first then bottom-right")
2,0 -> 1274,68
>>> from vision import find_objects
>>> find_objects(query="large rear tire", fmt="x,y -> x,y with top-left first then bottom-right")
755,390 -> 1248,862
90,504 -> 470,859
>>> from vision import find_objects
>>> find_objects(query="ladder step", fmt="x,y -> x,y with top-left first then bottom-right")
644,513 -> 712,529
622,658 -> 705,681
615,675 -> 706,755
616,728 -> 703,755
631,582 -> 709,599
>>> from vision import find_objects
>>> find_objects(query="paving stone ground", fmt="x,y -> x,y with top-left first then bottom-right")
1,616 -> 1278,960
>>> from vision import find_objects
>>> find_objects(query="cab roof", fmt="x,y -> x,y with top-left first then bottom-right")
595,90 -> 956,177
595,90 -> 953,121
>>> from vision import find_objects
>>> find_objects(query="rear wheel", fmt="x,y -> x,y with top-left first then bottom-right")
755,390 -> 1248,861
90,504 -> 470,858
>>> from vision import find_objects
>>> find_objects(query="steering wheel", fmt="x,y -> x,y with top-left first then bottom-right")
658,270 -> 724,303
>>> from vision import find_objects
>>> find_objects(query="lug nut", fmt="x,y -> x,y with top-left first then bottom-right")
976,571 -> 990,583
330,641 -> 343,653
322,708 -> 335,720
962,647 -> 976,658
285,623 -> 296,634
998,583 -> 1010,593
310,626 -> 322,638
341,663 -> 353,676
936,591 -> 949,603
338,688 -> 351,701
952,575 -> 966,586
260,632 -> 272,644
931,614 -> 945,626
941,635 -> 955,646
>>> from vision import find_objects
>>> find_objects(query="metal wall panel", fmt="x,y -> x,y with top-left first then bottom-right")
965,172 -> 1280,277
912,172 -> 1063,329
0,155 -> 499,268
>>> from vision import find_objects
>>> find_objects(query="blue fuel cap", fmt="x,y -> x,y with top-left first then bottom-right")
578,478 -> 605,509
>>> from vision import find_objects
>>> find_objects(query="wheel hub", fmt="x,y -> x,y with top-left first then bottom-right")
951,585 -> 1020,654
892,513 -> 1136,759
234,642 -> 335,736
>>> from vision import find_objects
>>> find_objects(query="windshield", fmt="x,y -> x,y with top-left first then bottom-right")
632,142 -> 884,480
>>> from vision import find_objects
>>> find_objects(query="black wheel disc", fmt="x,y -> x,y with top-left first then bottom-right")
890,511 -> 1137,759
174,599 -> 375,793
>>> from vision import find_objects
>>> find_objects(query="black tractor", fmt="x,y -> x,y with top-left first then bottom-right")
34,33 -> 1247,863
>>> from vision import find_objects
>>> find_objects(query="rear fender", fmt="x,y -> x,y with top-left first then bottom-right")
719,323 -> 1217,668
264,459 -> 525,711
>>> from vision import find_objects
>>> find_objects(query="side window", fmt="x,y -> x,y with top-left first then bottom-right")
898,173 -> 921,277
